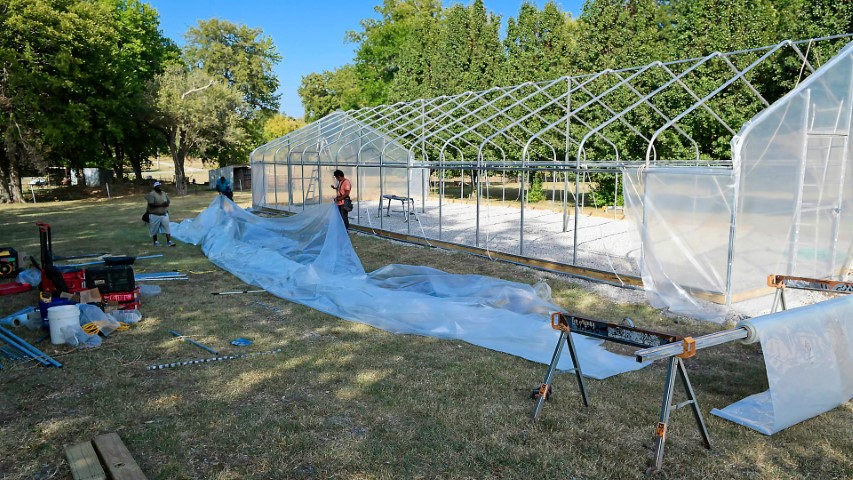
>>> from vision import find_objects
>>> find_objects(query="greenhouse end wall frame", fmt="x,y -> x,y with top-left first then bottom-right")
251,36 -> 853,320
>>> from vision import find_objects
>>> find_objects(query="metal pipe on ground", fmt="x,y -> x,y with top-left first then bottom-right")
146,349 -> 282,371
0,326 -> 62,367
168,330 -> 218,355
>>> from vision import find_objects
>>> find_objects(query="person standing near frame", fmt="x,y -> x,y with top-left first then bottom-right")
145,181 -> 176,246
331,170 -> 351,229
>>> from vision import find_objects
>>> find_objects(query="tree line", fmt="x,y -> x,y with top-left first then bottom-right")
299,0 -> 853,121
0,0 -> 303,203
2,1 -> 850,204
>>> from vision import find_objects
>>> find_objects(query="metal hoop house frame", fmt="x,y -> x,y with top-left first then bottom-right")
252,35 -> 853,319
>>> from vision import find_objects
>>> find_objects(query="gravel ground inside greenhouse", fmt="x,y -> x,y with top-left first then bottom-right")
344,199 -> 836,323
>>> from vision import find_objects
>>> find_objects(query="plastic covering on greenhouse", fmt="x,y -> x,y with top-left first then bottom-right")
252,36 -> 853,321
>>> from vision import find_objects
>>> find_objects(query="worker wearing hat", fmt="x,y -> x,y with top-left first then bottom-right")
144,181 -> 176,246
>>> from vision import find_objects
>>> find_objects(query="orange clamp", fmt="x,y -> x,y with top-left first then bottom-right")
656,422 -> 667,439
767,274 -> 783,288
550,312 -> 570,333
678,337 -> 696,359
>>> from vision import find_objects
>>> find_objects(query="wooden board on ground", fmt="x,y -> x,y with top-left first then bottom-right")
92,432 -> 147,480
65,441 -> 107,480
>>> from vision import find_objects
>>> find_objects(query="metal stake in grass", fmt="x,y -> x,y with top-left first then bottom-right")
168,330 -> 218,355
145,348 -> 282,371
211,289 -> 265,295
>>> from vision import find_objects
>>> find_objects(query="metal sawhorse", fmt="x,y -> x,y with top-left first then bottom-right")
379,195 -> 417,222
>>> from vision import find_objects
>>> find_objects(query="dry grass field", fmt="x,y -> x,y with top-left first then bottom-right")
0,183 -> 850,479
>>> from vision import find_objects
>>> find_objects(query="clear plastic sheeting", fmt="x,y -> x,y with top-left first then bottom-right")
623,167 -> 734,321
711,295 -> 853,434
171,197 -> 647,379
251,111 -> 428,213
621,42 -> 853,319
730,43 -> 853,301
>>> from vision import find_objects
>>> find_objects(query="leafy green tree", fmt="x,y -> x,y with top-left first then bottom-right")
387,5 -> 441,101
429,0 -> 503,95
263,114 -> 306,143
183,18 -> 282,112
182,18 -> 282,167
347,0 -> 443,105
1,0 -> 119,201
0,0 -> 176,201
151,64 -> 247,195
298,65 -> 364,121
95,0 -> 178,181
576,0 -> 673,72
503,1 -> 577,84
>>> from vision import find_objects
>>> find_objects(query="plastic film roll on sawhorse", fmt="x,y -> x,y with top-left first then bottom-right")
531,313 -> 589,421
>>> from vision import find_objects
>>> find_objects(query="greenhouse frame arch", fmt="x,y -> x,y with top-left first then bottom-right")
252,35 -> 853,319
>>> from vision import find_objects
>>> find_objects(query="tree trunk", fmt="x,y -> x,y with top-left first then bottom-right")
1,134 -> 25,203
129,154 -> 143,180
111,143 -> 126,181
6,156 -> 24,203
168,128 -> 189,196
173,159 -> 187,195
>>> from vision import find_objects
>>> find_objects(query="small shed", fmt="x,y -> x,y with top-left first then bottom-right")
209,165 -> 251,191
71,168 -> 113,186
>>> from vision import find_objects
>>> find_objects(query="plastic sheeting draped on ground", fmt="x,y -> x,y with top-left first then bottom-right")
711,295 -> 853,434
172,197 -> 647,379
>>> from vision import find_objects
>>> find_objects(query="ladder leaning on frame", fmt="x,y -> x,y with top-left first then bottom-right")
531,312 -> 711,474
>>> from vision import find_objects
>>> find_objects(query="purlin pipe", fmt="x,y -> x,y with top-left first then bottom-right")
0,326 -> 62,367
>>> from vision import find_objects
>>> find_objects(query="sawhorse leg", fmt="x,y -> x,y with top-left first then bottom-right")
648,356 -> 711,474
531,329 -> 589,421
770,287 -> 787,313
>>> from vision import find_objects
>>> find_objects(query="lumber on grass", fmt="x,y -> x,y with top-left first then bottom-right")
92,432 -> 147,480
65,441 -> 107,480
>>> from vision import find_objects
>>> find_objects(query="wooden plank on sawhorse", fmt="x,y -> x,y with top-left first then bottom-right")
65,441 -> 107,480
767,274 -> 853,313
92,432 -> 147,480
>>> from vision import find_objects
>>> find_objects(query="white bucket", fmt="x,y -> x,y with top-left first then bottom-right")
48,305 -> 80,345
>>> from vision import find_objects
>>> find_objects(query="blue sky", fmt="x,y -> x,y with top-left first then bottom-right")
145,1 -> 584,119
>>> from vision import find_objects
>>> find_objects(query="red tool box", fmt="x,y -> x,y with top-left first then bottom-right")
101,287 -> 141,311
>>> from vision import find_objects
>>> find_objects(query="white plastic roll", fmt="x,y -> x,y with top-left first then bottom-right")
713,295 -> 853,434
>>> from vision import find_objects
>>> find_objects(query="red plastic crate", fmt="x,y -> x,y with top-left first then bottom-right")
102,286 -> 141,310
61,269 -> 86,293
